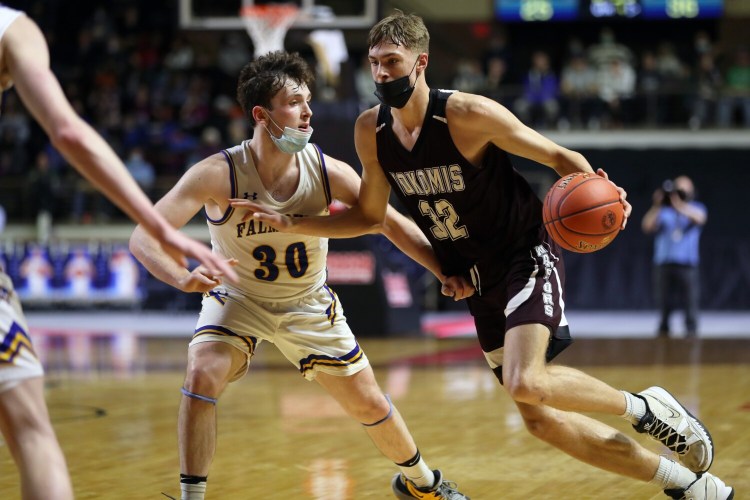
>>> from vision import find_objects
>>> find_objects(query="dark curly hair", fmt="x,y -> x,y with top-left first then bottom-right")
236,51 -> 315,127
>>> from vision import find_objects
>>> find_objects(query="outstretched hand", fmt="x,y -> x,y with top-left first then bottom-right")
596,168 -> 632,229
441,275 -> 475,301
177,258 -> 239,294
229,198 -> 293,232
159,229 -> 239,284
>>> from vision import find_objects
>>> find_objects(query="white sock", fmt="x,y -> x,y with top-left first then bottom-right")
180,478 -> 207,500
397,450 -> 435,489
650,456 -> 697,490
620,391 -> 647,425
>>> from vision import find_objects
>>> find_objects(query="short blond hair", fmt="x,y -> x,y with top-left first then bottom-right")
368,10 -> 429,54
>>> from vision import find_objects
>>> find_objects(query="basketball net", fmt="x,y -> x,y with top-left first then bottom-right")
240,4 -> 300,58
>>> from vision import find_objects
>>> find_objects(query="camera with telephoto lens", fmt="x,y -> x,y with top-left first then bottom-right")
661,179 -> 687,206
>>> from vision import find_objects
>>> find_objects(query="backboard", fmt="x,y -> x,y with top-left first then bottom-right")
179,0 -> 377,30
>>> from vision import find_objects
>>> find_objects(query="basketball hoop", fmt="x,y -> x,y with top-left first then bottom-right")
240,4 -> 300,58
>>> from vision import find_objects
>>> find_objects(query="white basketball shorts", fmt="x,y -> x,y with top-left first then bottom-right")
0,271 -> 44,393
191,283 -> 369,381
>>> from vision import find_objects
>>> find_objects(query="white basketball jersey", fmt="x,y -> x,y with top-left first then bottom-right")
0,6 -> 24,92
209,141 -> 332,301
0,6 -> 23,40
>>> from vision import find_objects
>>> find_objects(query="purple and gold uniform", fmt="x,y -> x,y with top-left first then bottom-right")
192,141 -> 368,381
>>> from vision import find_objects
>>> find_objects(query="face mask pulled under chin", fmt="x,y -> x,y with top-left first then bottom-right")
263,111 -> 313,154
374,59 -> 419,109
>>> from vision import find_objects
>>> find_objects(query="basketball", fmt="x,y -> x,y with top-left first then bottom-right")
543,172 -> 624,253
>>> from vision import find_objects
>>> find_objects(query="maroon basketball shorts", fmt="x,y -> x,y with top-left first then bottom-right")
466,236 -> 572,381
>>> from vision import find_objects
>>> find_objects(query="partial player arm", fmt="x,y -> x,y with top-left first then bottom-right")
230,109 -> 390,237
449,93 -> 594,176
448,93 -> 631,227
4,15 -> 237,283
323,155 -> 470,297
129,156 -> 234,293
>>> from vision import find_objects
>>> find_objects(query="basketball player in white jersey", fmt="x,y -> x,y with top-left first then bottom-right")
0,5 -> 237,499
130,51 -> 473,500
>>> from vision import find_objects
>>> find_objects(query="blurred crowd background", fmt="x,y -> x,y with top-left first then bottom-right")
1,0 -> 749,329
2,0 -> 748,224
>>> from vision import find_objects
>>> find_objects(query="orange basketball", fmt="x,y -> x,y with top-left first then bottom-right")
543,172 -> 624,253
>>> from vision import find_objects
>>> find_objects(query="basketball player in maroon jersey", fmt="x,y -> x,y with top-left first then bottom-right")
0,6 -> 236,499
233,11 -> 733,500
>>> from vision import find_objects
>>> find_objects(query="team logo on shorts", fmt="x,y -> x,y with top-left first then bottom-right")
535,245 -> 555,318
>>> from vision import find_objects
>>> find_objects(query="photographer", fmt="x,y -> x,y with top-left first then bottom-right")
642,176 -> 707,337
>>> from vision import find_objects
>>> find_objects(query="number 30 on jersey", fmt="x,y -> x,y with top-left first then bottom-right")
252,242 -> 309,281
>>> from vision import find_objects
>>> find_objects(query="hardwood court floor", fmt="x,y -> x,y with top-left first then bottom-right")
1,336 -> 748,499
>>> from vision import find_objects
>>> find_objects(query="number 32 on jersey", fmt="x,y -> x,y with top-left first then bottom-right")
419,199 -> 469,241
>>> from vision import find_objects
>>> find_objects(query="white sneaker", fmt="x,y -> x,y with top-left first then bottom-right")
664,472 -> 734,499
634,386 -> 713,472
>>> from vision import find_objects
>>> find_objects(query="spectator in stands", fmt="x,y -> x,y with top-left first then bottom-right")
637,51 -> 665,126
655,42 -> 687,83
588,27 -> 634,70
597,57 -> 636,128
641,176 -> 707,338
481,30 -> 513,81
717,46 -> 750,128
691,30 -> 714,67
689,53 -> 723,130
164,35 -> 195,71
124,147 -> 156,197
482,57 -> 508,104
452,58 -> 486,94
513,50 -> 559,128
217,33 -> 252,77
0,92 -> 30,175
184,126 -> 223,172
25,151 -> 62,222
655,42 -> 688,124
355,53 -> 381,111
179,75 -> 212,133
559,53 -> 599,129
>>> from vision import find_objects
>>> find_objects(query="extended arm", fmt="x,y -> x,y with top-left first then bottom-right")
230,108 -> 391,237
323,153 -> 474,299
4,15 -> 237,282
448,93 -> 631,226
129,156 -> 233,293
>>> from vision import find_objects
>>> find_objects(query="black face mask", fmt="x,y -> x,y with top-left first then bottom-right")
373,58 -> 419,109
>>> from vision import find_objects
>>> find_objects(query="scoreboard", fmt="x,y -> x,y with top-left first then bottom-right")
496,0 -> 579,21
495,0 -> 723,21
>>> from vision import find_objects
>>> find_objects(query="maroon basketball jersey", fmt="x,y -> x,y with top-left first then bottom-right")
375,89 -> 544,283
